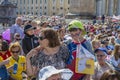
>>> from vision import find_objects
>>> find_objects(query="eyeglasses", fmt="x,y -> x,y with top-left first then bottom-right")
16,38 -> 21,41
96,54 -> 105,57
38,36 -> 46,40
12,50 -> 19,53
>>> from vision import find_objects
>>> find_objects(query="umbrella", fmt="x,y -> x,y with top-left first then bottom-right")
2,29 -> 10,41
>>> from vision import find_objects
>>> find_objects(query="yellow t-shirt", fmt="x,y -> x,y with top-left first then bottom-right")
0,56 -> 3,66
7,56 -> 26,80
0,56 -> 3,62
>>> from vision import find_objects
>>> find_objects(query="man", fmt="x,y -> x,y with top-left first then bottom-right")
22,25 -> 39,55
10,17 -> 24,41
66,20 -> 94,80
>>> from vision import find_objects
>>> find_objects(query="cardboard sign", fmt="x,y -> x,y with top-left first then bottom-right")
75,58 -> 94,74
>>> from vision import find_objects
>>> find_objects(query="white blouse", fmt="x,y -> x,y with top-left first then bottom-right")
110,55 -> 120,67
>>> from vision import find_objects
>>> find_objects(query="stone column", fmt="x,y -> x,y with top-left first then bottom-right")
101,0 -> 106,15
116,0 -> 120,16
108,0 -> 114,16
96,0 -> 102,17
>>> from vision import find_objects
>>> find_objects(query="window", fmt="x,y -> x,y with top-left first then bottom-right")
53,7 -> 55,9
45,6 -> 46,9
60,7 -> 63,10
45,0 -> 47,3
53,13 -> 55,15
16,0 -> 18,4
36,12 -> 38,15
53,0 -> 55,4
40,7 -> 42,9
68,0 -> 70,4
24,0 -> 25,4
16,12 -> 18,14
20,0 -> 22,4
32,0 -> 33,4
60,0 -> 63,4
36,7 -> 38,9
36,0 -> 37,4
44,12 -> 46,15
40,0 -> 42,3
28,0 -> 29,4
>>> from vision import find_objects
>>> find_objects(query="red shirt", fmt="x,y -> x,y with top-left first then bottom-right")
67,50 -> 85,80
67,40 -> 87,80
0,51 -> 11,60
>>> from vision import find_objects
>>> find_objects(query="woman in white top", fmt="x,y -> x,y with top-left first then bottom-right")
110,44 -> 120,71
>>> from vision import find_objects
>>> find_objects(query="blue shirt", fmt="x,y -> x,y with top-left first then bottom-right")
10,24 -> 24,39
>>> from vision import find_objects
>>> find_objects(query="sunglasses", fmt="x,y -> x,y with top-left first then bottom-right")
16,38 -> 21,41
38,36 -> 46,40
12,50 -> 19,53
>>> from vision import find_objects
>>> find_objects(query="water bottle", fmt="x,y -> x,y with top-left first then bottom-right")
13,63 -> 18,74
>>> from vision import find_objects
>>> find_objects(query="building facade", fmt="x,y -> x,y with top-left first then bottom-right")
0,0 -> 120,17
0,0 -> 69,16
69,0 -> 120,17
96,0 -> 120,17
69,0 -> 95,18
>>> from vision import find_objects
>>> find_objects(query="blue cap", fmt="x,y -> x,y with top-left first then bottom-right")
94,47 -> 108,55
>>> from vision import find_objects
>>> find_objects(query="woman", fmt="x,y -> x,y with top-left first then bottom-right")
0,41 -> 11,60
0,41 -> 13,80
7,42 -> 26,80
12,33 -> 21,43
92,47 -> 114,80
91,39 -> 101,51
26,28 -> 69,79
100,69 -> 120,80
110,44 -> 120,71
57,27 -> 66,42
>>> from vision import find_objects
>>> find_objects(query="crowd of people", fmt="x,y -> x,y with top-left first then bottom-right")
0,15 -> 120,80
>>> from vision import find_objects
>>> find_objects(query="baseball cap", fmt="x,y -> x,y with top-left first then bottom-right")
94,47 -> 108,55
24,25 -> 36,32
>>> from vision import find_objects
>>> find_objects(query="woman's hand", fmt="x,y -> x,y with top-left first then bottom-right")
26,49 -> 38,59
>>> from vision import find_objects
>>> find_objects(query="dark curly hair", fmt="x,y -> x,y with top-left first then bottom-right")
1,41 -> 9,51
41,28 -> 60,48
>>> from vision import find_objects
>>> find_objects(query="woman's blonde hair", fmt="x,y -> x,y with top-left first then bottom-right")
112,44 -> 120,60
9,42 -> 22,53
